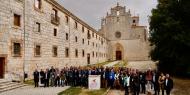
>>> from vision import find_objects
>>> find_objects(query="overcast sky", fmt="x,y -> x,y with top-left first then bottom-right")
57,0 -> 158,30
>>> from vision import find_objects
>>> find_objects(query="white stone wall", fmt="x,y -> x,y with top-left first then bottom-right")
0,0 -> 25,80
0,0 -> 108,79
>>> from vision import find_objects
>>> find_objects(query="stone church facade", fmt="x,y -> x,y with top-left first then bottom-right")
99,3 -> 150,62
0,1 -> 149,80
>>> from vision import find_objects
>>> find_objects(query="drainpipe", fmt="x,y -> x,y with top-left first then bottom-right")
68,17 -> 71,67
23,0 -> 26,82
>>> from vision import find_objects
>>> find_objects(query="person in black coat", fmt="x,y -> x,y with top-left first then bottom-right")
44,69 -> 50,87
40,69 -> 45,85
139,72 -> 146,94
164,74 -> 173,95
105,68 -> 110,88
152,71 -> 160,95
33,69 -> 39,87
132,73 -> 140,95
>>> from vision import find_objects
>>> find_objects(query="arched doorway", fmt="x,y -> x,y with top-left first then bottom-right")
116,51 -> 122,60
115,43 -> 124,60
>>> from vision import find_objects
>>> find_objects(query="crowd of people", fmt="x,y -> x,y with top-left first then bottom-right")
33,66 -> 173,95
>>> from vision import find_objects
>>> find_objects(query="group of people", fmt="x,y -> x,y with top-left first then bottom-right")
33,66 -> 173,95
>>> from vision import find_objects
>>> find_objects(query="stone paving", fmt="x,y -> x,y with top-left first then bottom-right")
127,61 -> 157,71
0,86 -> 70,95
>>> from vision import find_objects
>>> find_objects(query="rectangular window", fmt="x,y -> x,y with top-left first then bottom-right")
75,49 -> 78,58
34,0 -> 41,9
52,9 -> 58,17
82,50 -> 85,57
13,42 -> 21,56
82,39 -> 84,44
74,21 -> 78,29
75,36 -> 78,42
92,33 -> 94,37
53,46 -> 57,57
14,14 -> 21,27
36,22 -> 40,32
87,30 -> 91,39
82,26 -> 84,33
66,33 -> 69,40
65,16 -> 69,24
51,8 -> 60,25
92,51 -> 94,57
65,48 -> 69,57
35,45 -> 41,56
54,28 -> 57,36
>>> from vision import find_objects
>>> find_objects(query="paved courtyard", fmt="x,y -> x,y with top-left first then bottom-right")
127,61 -> 157,71
0,86 -> 70,95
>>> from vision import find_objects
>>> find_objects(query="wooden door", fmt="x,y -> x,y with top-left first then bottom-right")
116,51 -> 122,60
0,57 -> 5,78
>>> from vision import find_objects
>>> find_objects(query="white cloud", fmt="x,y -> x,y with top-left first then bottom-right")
57,0 -> 157,30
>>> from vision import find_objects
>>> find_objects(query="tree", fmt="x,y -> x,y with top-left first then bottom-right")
149,0 -> 190,76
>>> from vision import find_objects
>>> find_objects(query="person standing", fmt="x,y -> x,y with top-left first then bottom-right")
146,69 -> 153,89
158,72 -> 165,95
55,68 -> 60,87
133,73 -> 140,95
60,70 -> 65,87
44,69 -> 50,87
123,73 -> 130,95
139,72 -> 146,94
40,69 -> 45,86
152,71 -> 160,95
50,70 -> 55,87
101,68 -> 106,88
105,67 -> 110,88
164,74 -> 173,95
33,69 -> 39,87
114,71 -> 120,89
109,69 -> 115,88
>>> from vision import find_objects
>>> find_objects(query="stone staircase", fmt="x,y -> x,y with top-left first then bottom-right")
0,79 -> 27,93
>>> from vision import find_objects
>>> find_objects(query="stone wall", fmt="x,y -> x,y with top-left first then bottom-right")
0,0 -> 108,80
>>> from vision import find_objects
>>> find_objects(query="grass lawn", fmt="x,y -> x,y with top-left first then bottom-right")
87,61 -> 112,67
113,61 -> 127,67
58,87 -> 108,95
172,77 -> 190,95
85,88 -> 107,95
58,87 -> 82,95
24,79 -> 34,85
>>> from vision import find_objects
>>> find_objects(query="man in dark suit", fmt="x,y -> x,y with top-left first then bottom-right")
44,69 -> 50,87
40,69 -> 45,85
33,69 -> 39,87
152,71 -> 160,95
164,74 -> 173,95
